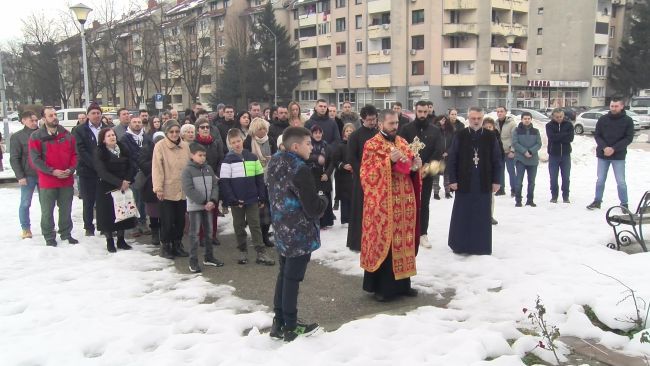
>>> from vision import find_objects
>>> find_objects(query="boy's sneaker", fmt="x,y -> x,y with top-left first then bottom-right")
21,229 -> 33,239
203,256 -> 224,267
238,251 -> 248,265
283,322 -> 320,342
256,251 -> 275,266
269,318 -> 284,339
586,201 -> 601,210
189,259 -> 201,273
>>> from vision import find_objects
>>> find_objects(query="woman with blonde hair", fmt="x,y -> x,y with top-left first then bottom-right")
287,101 -> 306,128
180,124 -> 195,143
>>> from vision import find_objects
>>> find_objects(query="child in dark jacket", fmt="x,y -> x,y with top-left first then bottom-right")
308,125 -> 335,228
266,127 -> 328,342
219,129 -> 275,266
182,143 -> 223,273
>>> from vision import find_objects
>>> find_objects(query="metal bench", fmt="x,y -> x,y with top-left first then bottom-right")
605,191 -> 650,252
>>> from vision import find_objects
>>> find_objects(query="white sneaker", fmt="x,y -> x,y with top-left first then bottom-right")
420,235 -> 432,249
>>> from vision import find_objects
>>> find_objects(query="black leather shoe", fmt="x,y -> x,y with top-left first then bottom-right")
172,241 -> 189,257
116,237 -> 132,250
586,201 -> 601,210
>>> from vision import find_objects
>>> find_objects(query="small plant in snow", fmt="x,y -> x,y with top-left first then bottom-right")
523,296 -> 562,365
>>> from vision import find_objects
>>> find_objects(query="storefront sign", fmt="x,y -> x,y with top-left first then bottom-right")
527,80 -> 590,88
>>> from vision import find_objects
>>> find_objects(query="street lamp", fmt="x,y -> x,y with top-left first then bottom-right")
70,3 -> 93,109
505,33 -> 517,111
256,22 -> 278,106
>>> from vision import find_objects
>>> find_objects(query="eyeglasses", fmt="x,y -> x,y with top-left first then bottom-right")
198,125 -> 210,129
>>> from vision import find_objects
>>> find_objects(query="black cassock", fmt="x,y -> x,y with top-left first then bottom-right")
447,128 -> 503,255
345,125 -> 378,251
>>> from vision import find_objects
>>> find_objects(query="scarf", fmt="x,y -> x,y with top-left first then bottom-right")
127,127 -> 144,147
251,135 -> 270,166
196,133 -> 214,145
108,144 -> 121,157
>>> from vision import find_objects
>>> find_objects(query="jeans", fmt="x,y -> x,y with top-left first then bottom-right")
231,204 -> 263,252
188,210 -> 214,262
502,155 -> 517,193
19,176 -> 39,230
420,175 -> 434,236
594,158 -> 628,205
132,187 -> 147,225
548,154 -> 571,200
159,200 -> 186,243
78,175 -> 97,231
273,253 -> 311,330
39,186 -> 74,241
515,161 -> 538,203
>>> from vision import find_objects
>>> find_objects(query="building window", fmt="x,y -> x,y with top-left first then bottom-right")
336,42 -> 347,55
592,87 -> 605,98
356,39 -> 363,52
336,65 -> 347,78
355,64 -> 362,77
536,68 -> 542,74
318,23 -> 330,34
381,37 -> 391,50
593,65 -> 607,77
219,37 -> 225,47
536,48 -> 543,55
412,9 -> 424,24
336,17 -> 346,32
537,28 -> 543,35
355,15 -> 362,29
412,61 -> 424,76
450,10 -> 459,24
300,90 -> 317,100
336,0 -> 346,8
219,57 -> 225,66
355,0 -> 362,4
412,35 -> 424,50
609,26 -> 615,38
537,7 -> 544,14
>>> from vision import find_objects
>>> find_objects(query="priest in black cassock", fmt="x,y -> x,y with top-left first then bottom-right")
447,107 -> 503,255
346,104 -> 379,251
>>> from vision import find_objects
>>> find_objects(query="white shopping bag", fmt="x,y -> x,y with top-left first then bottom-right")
111,188 -> 140,223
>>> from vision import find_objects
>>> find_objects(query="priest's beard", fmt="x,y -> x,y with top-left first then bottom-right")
416,117 -> 428,129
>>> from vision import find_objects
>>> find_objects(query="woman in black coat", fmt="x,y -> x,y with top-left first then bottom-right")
137,132 -> 165,245
308,125 -> 335,228
332,123 -> 355,225
94,128 -> 137,253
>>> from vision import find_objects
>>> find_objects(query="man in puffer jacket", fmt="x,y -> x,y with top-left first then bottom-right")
512,112 -> 542,207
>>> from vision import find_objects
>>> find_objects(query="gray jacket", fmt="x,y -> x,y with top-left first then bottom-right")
181,160 -> 219,212
512,122 -> 542,166
113,123 -> 129,141
10,126 -> 38,179
496,115 -> 517,153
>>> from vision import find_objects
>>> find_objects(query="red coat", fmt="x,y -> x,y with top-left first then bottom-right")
28,125 -> 77,189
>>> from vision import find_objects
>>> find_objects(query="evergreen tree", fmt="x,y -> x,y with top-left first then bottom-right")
213,45 -> 265,110
609,1 -> 650,98
250,3 -> 300,105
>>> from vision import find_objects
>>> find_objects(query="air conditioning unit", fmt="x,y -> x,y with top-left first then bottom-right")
409,49 -> 417,55
443,89 -> 452,97
466,91 -> 472,97
383,49 -> 391,55
468,63 -> 475,70
459,91 -> 466,97
383,23 -> 390,30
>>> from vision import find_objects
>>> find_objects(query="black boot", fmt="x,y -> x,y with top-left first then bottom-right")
116,236 -> 132,250
160,242 -> 175,259
172,240 -> 189,257
106,237 -> 116,253
151,227 -> 160,246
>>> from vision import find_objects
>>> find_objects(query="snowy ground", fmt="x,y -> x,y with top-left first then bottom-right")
1,134 -> 650,365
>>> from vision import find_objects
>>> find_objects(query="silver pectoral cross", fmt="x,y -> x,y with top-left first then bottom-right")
473,148 -> 480,168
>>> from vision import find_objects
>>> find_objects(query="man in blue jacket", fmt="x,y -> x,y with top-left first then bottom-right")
512,112 -> 542,207
587,97 -> 635,210
266,126 -> 328,342
304,99 -> 341,145
545,108 -> 574,203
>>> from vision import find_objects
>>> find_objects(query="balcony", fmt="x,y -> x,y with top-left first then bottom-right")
318,57 -> 332,68
298,13 -> 318,27
490,73 -> 508,86
368,24 -> 391,39
299,37 -> 317,48
443,48 -> 477,61
491,23 -> 528,37
318,78 -> 334,93
492,0 -> 528,13
594,33 -> 609,45
443,0 -> 478,9
317,34 -> 331,45
368,0 -> 391,14
596,12 -> 610,24
442,74 -> 477,86
300,57 -> 318,69
368,50 -> 392,63
442,23 -> 478,35
490,47 -> 527,62
367,74 -> 391,88
300,80 -> 318,90
199,85 -> 212,93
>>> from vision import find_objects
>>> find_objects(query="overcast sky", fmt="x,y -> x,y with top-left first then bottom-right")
1,0 -> 143,45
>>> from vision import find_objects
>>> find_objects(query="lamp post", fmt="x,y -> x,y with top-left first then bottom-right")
505,33 -> 517,111
257,22 -> 278,106
70,3 -> 93,109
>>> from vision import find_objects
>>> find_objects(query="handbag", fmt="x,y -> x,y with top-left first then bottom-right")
132,171 -> 148,190
111,188 -> 140,223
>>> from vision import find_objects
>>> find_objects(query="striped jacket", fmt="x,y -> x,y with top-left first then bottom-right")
219,149 -> 266,206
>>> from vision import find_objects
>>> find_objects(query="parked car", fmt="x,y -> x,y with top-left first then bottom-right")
574,110 -> 641,135
56,108 -> 87,131
587,107 -> 649,129
509,108 -> 551,123
401,109 -> 415,121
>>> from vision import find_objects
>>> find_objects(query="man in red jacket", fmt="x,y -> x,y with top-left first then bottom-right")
28,107 -> 79,246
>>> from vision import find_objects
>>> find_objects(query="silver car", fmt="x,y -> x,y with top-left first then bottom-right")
574,110 -> 641,135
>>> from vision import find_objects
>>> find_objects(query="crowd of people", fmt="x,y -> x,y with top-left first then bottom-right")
7,96 -> 635,342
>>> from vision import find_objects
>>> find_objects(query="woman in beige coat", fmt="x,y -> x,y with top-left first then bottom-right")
152,120 -> 191,259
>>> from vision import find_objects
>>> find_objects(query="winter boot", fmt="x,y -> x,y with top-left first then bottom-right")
269,318 -> 284,339
106,237 -> 117,253
160,242 -> 175,259
151,227 -> 160,246
255,249 -> 275,266
238,251 -> 248,265
172,240 -> 189,257
116,236 -> 132,250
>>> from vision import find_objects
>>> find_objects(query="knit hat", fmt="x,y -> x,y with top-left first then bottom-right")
152,131 -> 165,143
87,102 -> 102,114
163,119 -> 180,133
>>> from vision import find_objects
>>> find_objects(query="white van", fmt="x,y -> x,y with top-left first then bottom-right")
56,108 -> 87,131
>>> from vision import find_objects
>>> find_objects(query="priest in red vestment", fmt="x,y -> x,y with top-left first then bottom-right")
359,109 -> 423,302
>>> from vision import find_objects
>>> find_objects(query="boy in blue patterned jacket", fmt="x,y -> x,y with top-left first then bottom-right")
220,129 -> 275,266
